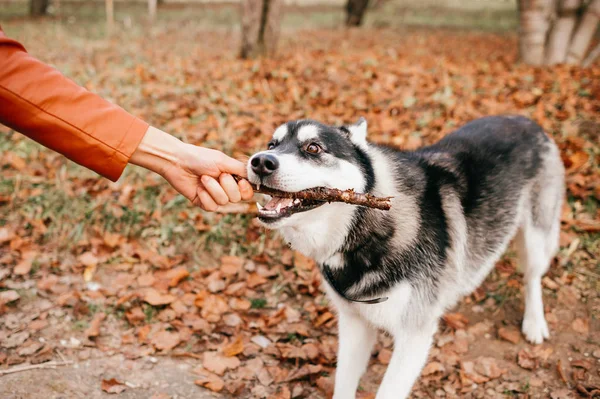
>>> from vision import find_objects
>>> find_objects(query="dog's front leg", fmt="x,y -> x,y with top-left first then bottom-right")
333,310 -> 377,399
375,324 -> 436,399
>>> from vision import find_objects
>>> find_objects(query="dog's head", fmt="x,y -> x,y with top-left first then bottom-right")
247,118 -> 372,229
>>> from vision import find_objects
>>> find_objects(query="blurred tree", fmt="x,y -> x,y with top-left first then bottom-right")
240,0 -> 283,59
106,0 -> 114,34
148,0 -> 157,20
518,0 -> 600,66
346,0 -> 370,26
30,0 -> 49,16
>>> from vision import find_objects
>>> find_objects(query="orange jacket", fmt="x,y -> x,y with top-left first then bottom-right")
0,27 -> 148,181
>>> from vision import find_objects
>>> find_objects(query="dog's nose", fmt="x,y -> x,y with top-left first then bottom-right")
250,153 -> 279,177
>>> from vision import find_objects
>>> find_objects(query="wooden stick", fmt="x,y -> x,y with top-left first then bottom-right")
0,360 -> 73,376
234,175 -> 393,210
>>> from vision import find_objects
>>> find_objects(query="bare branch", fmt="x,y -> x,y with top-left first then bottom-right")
234,176 -> 393,210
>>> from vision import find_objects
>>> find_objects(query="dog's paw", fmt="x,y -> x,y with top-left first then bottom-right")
522,315 -> 550,345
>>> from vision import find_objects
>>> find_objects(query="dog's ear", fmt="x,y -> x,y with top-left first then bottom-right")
345,117 -> 368,149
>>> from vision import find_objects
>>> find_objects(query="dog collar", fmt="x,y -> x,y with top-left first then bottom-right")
322,266 -> 388,305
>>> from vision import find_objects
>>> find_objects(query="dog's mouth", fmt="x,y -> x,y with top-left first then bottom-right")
257,195 -> 325,223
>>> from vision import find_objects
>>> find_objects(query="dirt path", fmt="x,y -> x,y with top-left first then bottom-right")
0,356 -> 218,399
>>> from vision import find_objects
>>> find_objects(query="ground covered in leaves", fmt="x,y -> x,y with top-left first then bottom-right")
1,9 -> 599,399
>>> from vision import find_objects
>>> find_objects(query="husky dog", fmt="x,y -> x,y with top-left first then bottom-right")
246,115 -> 564,399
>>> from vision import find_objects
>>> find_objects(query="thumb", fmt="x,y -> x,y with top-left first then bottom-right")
218,154 -> 248,178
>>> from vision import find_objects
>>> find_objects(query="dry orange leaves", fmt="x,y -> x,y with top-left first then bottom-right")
0,27 -> 598,399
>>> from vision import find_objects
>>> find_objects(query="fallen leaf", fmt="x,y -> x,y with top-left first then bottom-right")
102,232 -> 121,248
230,297 -> 251,310
422,361 -> 445,376
557,359 -> 569,384
222,313 -> 242,327
166,266 -> 189,287
517,349 -> 538,370
567,150 -> 589,172
460,360 -> 489,384
498,326 -> 521,344
314,311 -> 334,327
203,351 -> 240,376
17,341 -> 44,356
302,343 -> 320,360
571,359 -> 592,370
221,256 -> 244,275
443,312 -> 469,330
377,348 -> 392,365
294,251 -> 315,270
571,318 -> 589,334
200,295 -> 229,321
28,319 -> 48,332
101,378 -> 127,394
125,307 -> 145,325
1,331 -> 29,349
284,364 -> 323,382
278,343 -> 307,360
195,373 -> 224,393
0,227 -> 15,244
247,272 -> 268,288
143,288 -> 176,306
222,336 -> 244,357
474,357 -> 506,379
271,385 -> 291,399
79,252 -> 98,266
85,312 -> 106,338
0,290 -> 20,305
251,335 -> 272,348
13,251 -> 35,275
542,276 -> 560,290
316,376 -> 334,397
207,278 -> 225,293
256,366 -> 273,385
150,330 -> 181,351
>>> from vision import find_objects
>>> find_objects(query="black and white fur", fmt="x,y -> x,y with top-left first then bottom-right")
247,115 -> 565,399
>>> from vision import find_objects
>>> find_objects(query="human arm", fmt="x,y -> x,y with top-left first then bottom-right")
0,27 -> 252,210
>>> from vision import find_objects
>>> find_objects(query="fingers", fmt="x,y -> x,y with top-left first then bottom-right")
218,153 -> 247,178
238,178 -> 255,201
197,173 -> 253,212
201,175 -> 229,206
219,173 -> 241,203
196,188 -> 219,212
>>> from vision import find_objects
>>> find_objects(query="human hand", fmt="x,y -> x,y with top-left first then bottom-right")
130,127 -> 254,211
162,144 -> 254,211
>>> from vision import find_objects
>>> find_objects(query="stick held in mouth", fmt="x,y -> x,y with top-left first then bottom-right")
233,175 -> 393,211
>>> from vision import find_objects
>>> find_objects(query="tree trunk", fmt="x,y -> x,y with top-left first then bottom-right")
546,0 -> 581,64
565,0 -> 600,63
346,0 -> 370,27
106,0 -> 114,34
582,42 -> 600,66
148,0 -> 157,20
518,0 -> 554,65
29,0 -> 49,16
240,0 -> 283,59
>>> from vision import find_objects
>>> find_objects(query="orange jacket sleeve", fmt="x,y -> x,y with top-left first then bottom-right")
0,27 -> 149,181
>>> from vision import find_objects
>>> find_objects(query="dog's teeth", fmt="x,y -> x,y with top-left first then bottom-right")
256,183 -> 261,190
256,202 -> 263,210
294,199 -> 301,205
276,203 -> 282,212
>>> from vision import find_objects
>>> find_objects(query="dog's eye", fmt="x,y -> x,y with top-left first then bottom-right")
306,143 -> 322,154
267,142 -> 275,150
